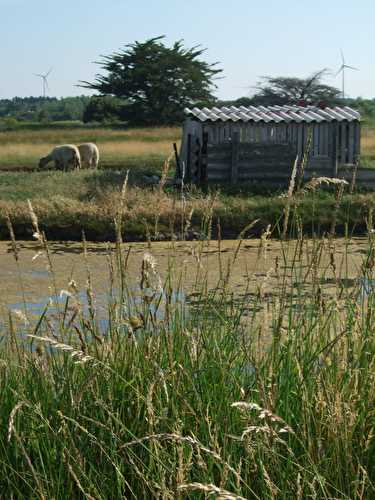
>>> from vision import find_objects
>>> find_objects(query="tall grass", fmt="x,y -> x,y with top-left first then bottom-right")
0,193 -> 375,498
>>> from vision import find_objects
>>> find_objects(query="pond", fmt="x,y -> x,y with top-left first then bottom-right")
0,237 -> 372,324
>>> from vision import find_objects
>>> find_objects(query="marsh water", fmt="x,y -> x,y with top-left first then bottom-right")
0,237 -> 372,321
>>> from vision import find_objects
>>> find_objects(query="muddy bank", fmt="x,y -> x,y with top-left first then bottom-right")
0,219 -> 370,243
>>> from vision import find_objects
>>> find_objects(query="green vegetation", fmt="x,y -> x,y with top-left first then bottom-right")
0,168 -> 374,241
0,124 -> 374,241
80,36 -> 222,125
1,208 -> 375,497
0,96 -> 90,125
249,69 -> 341,106
346,97 -> 375,127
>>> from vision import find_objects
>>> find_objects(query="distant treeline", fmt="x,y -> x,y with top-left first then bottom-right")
1,95 -> 375,128
0,96 -> 90,124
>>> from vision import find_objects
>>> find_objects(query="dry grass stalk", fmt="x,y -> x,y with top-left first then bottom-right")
13,427 -> 47,500
26,199 -> 55,274
114,170 -> 129,244
5,213 -> 19,262
350,157 -> 359,194
184,208 -> 194,237
177,482 -> 247,500
297,127 -> 313,189
27,199 -> 42,241
11,308 -> 29,326
159,152 -> 173,192
65,454 -> 96,500
282,155 -> 299,239
58,411 -> 126,483
27,335 -> 95,364
140,252 -> 163,295
120,433 -> 242,484
301,176 -> 348,195
330,182 -> 346,237
154,153 -> 173,238
258,224 -> 272,260
232,218 -> 260,268
8,401 -> 26,442
231,401 -> 295,436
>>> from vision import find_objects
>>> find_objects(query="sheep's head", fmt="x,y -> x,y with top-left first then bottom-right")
38,157 -> 49,169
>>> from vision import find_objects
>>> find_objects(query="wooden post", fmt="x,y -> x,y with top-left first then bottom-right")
200,132 -> 208,188
186,133 -> 192,183
297,125 -> 303,160
340,122 -> 347,165
355,121 -> 361,159
173,142 -> 181,179
230,131 -> 240,184
193,137 -> 201,184
332,123 -> 339,177
347,122 -> 355,164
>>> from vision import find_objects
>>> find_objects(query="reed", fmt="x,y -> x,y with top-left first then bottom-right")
0,190 -> 374,498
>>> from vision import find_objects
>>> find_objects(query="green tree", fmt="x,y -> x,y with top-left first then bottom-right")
79,36 -> 222,125
82,96 -> 124,123
252,70 -> 341,106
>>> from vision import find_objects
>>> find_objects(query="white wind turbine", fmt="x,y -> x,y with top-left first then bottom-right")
336,50 -> 358,99
34,68 -> 53,98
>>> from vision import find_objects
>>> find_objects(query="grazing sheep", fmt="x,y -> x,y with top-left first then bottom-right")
39,144 -> 81,171
78,143 -> 100,169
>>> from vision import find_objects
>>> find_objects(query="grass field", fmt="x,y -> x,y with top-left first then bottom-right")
1,217 -> 375,497
360,127 -> 375,167
0,126 -> 180,170
0,124 -> 375,241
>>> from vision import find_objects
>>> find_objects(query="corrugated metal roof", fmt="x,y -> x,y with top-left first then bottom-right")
185,104 -> 361,123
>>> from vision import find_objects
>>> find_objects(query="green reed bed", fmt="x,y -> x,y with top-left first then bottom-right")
0,196 -> 375,498
1,170 -> 375,241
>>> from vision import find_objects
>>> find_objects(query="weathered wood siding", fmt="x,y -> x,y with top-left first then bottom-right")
201,120 -> 360,173
205,140 -> 297,184
179,116 -> 361,186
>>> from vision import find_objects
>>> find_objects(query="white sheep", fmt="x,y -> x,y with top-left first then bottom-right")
78,143 -> 100,169
39,144 -> 81,171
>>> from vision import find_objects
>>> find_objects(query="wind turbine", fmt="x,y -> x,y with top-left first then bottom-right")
336,50 -> 358,99
34,68 -> 52,98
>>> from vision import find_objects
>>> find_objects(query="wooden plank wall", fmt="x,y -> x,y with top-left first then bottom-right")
329,121 -> 361,167
201,120 -> 361,177
205,142 -> 297,183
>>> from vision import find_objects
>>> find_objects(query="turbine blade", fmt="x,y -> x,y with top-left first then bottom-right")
335,66 -> 344,76
34,73 -> 44,78
46,67 -> 53,77
344,65 -> 359,71
340,48 -> 345,64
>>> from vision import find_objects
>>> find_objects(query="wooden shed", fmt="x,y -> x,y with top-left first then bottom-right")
178,104 -> 361,185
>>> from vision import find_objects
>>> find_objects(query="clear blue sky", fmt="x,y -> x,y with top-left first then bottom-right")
1,0 -> 374,100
